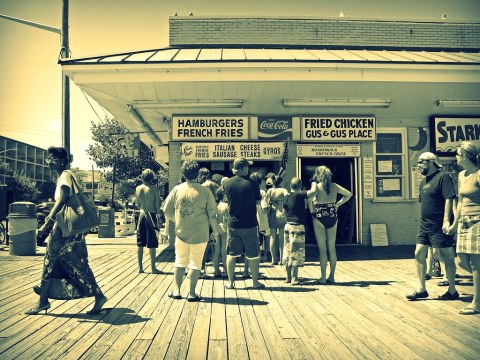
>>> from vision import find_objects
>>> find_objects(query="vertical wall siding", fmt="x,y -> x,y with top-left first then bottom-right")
170,17 -> 480,50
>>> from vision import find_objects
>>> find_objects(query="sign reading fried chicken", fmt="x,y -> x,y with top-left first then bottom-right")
172,116 -> 249,140
301,116 -> 376,141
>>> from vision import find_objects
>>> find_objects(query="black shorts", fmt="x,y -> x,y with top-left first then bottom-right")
417,230 -> 454,248
136,213 -> 159,248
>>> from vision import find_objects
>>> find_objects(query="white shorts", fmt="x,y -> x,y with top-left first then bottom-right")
174,237 -> 208,270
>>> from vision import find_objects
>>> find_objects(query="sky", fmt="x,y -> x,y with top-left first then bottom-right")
1,0 -> 479,169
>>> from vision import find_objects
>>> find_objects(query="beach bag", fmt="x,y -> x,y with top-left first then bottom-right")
56,171 -> 100,237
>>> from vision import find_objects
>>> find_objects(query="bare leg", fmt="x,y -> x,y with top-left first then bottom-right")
457,253 -> 473,273
468,254 -> 480,310
213,237 -> 221,275
292,266 -> 299,284
188,269 -> 201,297
249,257 -> 264,288
426,247 -> 434,277
312,219 -> 327,283
149,248 -> 161,273
326,223 -> 338,282
226,255 -> 237,288
221,235 -> 227,274
278,228 -> 285,265
414,244 -> 429,292
173,267 -> 186,295
269,228 -> 278,264
243,258 -> 250,277
285,265 -> 292,283
137,247 -> 144,273
438,247 -> 457,295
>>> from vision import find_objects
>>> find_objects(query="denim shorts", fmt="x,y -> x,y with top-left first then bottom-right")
226,226 -> 260,259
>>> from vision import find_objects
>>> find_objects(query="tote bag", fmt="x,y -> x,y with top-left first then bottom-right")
56,171 -> 100,237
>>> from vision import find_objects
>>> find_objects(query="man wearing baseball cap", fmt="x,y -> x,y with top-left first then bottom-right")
223,158 -> 265,289
406,152 -> 459,301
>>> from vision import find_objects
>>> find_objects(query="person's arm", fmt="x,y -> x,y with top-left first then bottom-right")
40,175 -> 71,233
306,181 -> 318,197
161,189 -> 175,222
205,189 -> 221,234
335,183 -> 352,208
442,197 -> 454,233
447,172 -> 464,234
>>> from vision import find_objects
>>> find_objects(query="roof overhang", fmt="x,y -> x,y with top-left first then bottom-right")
61,47 -> 480,162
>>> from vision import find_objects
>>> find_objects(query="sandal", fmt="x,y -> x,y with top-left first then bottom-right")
225,284 -> 235,290
459,307 -> 480,315
168,291 -> 182,300
437,280 -> 449,286
187,294 -> 202,302
86,296 -> 109,315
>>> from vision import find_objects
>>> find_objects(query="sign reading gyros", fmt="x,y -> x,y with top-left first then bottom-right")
181,142 -> 284,161
172,116 -> 249,140
301,116 -> 376,141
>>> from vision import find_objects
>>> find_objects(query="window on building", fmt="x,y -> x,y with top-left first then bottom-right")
374,128 -> 408,200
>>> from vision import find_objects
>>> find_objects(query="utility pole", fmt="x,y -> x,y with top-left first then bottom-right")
0,0 -> 70,157
61,0 -> 71,159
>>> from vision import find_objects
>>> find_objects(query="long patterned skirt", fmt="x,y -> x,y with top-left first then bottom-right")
40,223 -> 102,300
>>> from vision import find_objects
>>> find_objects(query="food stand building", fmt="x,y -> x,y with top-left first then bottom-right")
61,16 -> 480,246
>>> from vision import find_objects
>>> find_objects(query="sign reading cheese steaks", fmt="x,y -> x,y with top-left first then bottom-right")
172,116 -> 249,140
301,116 -> 376,141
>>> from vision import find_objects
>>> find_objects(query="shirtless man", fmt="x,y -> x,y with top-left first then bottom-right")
136,169 -> 162,274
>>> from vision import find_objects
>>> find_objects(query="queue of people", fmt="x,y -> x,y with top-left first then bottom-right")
26,142 -> 480,316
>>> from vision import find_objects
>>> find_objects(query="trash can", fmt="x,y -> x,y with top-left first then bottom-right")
7,201 -> 37,255
98,206 -> 115,238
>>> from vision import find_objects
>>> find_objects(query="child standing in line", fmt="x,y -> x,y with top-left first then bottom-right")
213,186 -> 229,278
283,177 -> 317,284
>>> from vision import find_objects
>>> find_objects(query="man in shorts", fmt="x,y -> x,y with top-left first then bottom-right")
406,152 -> 459,301
223,158 -> 265,289
136,169 -> 162,274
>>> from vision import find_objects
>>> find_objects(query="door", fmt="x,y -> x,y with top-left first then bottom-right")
299,157 -> 358,244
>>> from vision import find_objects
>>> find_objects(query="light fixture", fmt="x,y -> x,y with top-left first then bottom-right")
436,100 -> 480,108
282,98 -> 391,108
133,99 -> 243,109
339,11 -> 346,17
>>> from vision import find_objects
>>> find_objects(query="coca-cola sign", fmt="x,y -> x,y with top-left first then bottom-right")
258,116 -> 292,140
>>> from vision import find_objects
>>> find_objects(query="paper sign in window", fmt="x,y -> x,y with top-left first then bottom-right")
383,178 -> 400,191
378,160 -> 392,173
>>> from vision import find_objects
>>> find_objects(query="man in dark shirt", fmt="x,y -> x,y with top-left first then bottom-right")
407,152 -> 458,301
223,158 -> 264,289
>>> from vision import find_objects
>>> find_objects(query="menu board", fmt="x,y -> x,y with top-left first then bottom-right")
370,224 -> 389,246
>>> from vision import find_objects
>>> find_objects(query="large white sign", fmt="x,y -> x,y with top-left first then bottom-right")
432,117 -> 480,153
181,142 -> 284,161
301,116 -> 376,141
172,116 -> 249,140
297,144 -> 361,157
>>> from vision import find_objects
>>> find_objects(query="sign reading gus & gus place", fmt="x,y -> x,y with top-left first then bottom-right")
301,116 -> 376,141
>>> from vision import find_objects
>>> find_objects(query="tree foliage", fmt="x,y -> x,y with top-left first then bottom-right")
11,171 -> 39,202
86,117 -> 161,182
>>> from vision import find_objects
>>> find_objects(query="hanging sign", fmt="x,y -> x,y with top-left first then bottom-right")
258,116 -> 292,140
297,144 -> 360,157
113,134 -> 140,157
301,116 -> 376,141
363,157 -> 374,198
430,117 -> 480,154
180,142 -> 284,160
172,116 -> 249,140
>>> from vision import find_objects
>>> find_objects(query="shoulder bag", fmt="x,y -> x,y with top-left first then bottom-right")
56,171 -> 100,237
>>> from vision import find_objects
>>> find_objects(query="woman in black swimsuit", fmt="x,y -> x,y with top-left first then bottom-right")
309,166 -> 352,284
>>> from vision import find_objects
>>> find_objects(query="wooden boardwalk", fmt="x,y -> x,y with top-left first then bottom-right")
0,236 -> 479,360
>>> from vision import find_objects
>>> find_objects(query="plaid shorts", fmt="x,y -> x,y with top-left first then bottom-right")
456,215 -> 480,254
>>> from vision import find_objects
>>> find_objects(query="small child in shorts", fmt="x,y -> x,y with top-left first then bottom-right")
283,177 -> 317,284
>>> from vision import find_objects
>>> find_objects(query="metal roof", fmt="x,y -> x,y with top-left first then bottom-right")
61,47 -> 480,65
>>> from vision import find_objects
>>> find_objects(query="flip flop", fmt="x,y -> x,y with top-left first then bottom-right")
251,283 -> 266,289
225,284 -> 235,290
437,280 -> 449,286
459,307 -> 480,315
168,291 -> 182,300
187,294 -> 202,302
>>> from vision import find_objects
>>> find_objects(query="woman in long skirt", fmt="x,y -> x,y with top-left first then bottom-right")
26,146 -> 107,315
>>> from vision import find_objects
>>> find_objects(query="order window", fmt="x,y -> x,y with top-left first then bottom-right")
374,128 -> 408,199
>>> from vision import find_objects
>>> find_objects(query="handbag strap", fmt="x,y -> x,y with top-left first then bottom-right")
64,170 -> 80,195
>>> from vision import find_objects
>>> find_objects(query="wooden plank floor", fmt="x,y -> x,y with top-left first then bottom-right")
0,236 -> 479,360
